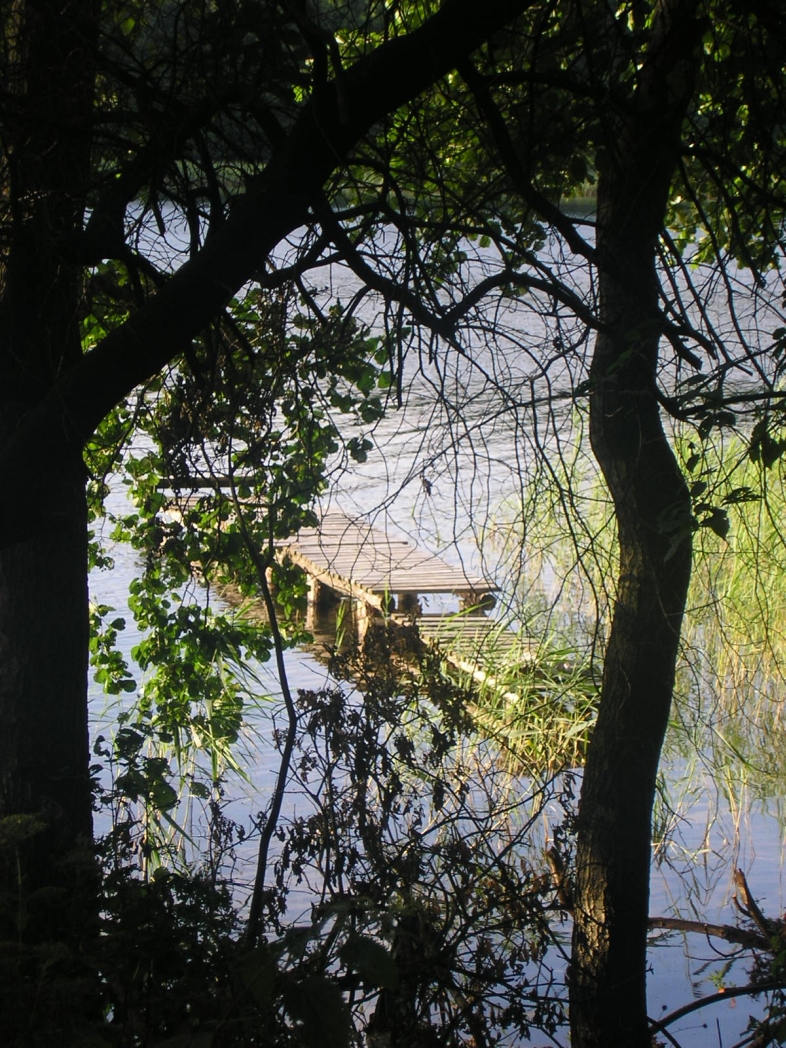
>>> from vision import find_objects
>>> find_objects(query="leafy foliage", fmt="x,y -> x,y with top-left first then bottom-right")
2,635 -> 573,1046
85,290 -> 392,851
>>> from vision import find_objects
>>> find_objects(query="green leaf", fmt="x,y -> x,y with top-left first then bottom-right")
347,436 -> 373,463
749,420 -> 786,468
690,480 -> 708,499
114,727 -> 145,757
698,410 -> 737,440
149,777 -> 178,812
722,487 -> 760,505
701,507 -> 730,540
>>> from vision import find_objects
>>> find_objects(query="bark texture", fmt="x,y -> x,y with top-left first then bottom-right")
570,1 -> 701,1044
0,0 -> 98,939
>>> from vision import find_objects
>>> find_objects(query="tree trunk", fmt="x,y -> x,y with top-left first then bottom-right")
0,456 -> 93,940
0,0 -> 98,940
571,292 -> 693,1047
570,1 -> 700,1043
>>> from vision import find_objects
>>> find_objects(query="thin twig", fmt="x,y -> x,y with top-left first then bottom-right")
229,493 -> 299,946
651,982 -> 786,1033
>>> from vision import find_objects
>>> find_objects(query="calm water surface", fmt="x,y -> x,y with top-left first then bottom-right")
87,237 -> 786,1045
89,479 -> 785,1048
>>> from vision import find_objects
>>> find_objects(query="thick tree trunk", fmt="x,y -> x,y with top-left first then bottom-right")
569,2 -> 700,1044
571,293 -> 693,1046
0,455 -> 92,940
0,0 -> 98,940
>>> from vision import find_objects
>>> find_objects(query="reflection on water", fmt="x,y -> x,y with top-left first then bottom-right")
89,526 -> 784,1047
648,753 -> 783,1042
86,249 -> 786,1044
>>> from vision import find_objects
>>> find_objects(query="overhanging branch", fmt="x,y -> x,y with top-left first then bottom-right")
0,0 -> 536,547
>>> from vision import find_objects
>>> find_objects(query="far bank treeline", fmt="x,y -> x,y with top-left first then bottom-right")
1,2 -> 785,1046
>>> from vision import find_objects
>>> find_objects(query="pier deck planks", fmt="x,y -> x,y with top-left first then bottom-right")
278,512 -> 495,606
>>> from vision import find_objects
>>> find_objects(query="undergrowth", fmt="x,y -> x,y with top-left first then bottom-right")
0,642 -> 573,1047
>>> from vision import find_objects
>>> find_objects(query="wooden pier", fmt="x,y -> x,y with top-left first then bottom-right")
167,496 -> 515,680
277,513 -> 521,684
277,512 -> 496,619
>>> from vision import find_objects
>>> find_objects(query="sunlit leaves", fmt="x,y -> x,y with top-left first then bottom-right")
673,5 -> 786,271
88,284 -> 395,848
90,603 -> 137,695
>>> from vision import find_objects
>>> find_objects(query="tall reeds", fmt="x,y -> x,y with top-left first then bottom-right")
481,431 -> 786,806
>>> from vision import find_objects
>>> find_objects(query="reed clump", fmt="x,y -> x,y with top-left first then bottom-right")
479,433 -> 786,793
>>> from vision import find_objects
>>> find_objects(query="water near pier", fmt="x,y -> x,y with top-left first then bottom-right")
90,484 -> 786,1047
88,233 -> 786,1045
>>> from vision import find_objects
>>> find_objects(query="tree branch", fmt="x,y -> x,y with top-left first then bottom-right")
650,981 -> 786,1034
458,57 -> 598,265
0,0 -> 536,546
648,915 -> 770,951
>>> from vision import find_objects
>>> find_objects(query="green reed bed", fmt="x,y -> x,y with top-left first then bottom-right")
476,434 -> 786,799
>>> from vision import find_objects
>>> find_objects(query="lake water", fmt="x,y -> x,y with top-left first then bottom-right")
87,230 -> 786,1045
90,480 -> 786,1047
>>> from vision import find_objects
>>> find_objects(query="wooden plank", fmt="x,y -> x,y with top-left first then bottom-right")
165,503 -> 496,600
415,614 -> 534,659
413,613 -> 537,701
279,513 -> 494,597
279,549 -> 385,610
